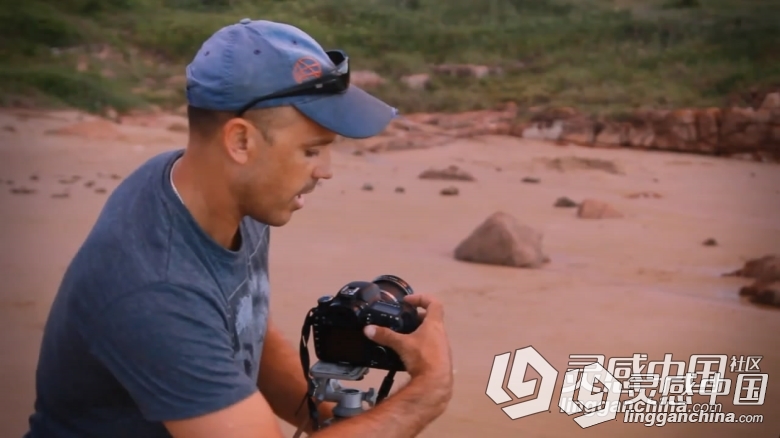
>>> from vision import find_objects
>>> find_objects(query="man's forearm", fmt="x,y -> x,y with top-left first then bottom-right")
311,377 -> 450,438
258,322 -> 334,432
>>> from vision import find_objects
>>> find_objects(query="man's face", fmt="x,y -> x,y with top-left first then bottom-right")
222,107 -> 336,226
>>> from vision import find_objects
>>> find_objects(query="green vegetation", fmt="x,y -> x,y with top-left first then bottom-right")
1,0 -> 778,117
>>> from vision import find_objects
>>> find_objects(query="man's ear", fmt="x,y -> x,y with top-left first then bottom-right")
221,118 -> 256,164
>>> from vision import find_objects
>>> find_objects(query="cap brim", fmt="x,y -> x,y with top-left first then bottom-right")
293,85 -> 397,139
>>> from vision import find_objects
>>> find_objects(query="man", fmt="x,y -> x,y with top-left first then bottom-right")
25,18 -> 453,438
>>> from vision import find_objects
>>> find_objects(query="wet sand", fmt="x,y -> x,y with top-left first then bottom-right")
1,109 -> 779,438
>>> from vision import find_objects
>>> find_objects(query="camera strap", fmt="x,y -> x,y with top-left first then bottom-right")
297,307 -> 321,432
296,306 -> 399,432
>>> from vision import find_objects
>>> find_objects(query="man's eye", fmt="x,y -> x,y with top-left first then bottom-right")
305,149 -> 320,157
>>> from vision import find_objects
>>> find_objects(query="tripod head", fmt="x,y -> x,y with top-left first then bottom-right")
293,361 -> 382,437
311,362 -> 377,419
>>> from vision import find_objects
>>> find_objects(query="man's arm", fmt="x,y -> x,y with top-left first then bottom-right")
80,284 -> 267,429
256,319 -> 335,433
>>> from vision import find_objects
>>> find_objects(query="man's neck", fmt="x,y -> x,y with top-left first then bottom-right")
171,150 -> 243,251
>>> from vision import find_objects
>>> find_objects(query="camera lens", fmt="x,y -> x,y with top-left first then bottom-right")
371,275 -> 413,304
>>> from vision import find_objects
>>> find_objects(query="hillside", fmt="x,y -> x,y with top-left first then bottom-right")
1,0 -> 779,117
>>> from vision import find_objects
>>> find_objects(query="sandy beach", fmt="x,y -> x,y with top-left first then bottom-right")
1,108 -> 778,438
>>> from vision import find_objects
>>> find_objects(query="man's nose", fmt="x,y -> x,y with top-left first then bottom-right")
313,149 -> 333,180
314,165 -> 333,180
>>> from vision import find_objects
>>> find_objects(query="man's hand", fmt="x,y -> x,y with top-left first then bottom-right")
363,294 -> 454,409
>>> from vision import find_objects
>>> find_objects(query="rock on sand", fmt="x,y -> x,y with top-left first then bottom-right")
727,255 -> 780,308
454,211 -> 549,268
419,165 -> 475,181
724,254 -> 780,282
739,281 -> 780,307
577,199 -> 623,219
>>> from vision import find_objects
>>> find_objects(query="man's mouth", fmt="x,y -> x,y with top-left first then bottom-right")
294,184 -> 316,207
298,184 -> 316,197
293,193 -> 305,208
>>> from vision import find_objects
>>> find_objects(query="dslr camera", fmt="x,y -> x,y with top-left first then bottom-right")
310,275 -> 421,372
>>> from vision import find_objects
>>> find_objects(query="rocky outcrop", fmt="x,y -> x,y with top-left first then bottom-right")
336,103 -> 519,153
343,93 -> 780,162
517,93 -> 780,160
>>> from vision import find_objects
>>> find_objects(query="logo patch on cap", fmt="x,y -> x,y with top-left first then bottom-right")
292,57 -> 322,84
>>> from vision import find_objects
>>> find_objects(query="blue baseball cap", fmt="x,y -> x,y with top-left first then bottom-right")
185,18 -> 398,139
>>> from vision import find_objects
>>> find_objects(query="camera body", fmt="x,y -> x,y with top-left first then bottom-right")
311,275 -> 420,372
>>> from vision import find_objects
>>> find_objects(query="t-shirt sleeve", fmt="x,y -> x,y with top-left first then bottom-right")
79,283 -> 258,422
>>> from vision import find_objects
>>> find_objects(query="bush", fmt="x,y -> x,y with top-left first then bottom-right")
0,66 -> 146,112
2,0 -> 779,115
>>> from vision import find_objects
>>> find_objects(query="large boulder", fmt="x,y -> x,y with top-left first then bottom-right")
454,212 -> 549,268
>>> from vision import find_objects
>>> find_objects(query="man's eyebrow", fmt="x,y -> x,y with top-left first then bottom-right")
303,137 -> 335,147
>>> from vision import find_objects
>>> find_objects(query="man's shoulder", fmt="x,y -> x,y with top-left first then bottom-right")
88,150 -> 181,262
106,149 -> 181,209
63,150 -> 194,308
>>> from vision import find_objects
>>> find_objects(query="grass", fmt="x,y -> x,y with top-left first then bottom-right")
1,0 -> 779,117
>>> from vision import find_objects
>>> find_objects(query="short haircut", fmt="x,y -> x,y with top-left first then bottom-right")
186,105 -> 282,144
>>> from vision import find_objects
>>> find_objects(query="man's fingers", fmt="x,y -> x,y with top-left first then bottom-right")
404,294 -> 444,321
364,325 -> 403,350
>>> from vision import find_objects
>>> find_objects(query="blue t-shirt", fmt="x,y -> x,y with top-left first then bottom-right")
25,149 -> 271,437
